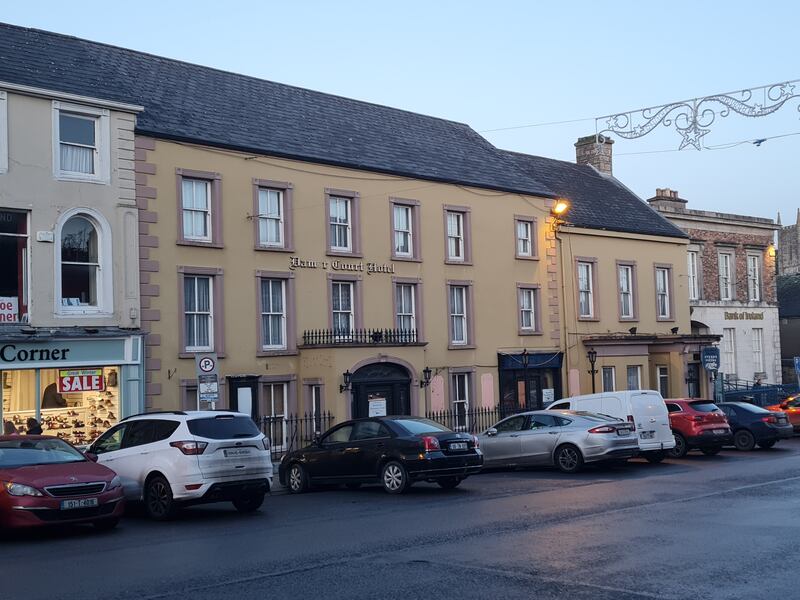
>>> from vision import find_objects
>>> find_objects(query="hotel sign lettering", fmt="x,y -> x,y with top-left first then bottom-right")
724,311 -> 764,320
289,256 -> 396,275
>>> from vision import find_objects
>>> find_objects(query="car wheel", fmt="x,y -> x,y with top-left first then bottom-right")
644,451 -> 666,464
758,440 -> 776,449
92,517 -> 119,531
232,493 -> 265,513
436,477 -> 462,489
554,444 -> 584,474
734,430 -> 756,451
668,433 -> 688,458
287,463 -> 309,494
381,461 -> 410,494
700,447 -> 722,456
344,482 -> 362,490
145,475 -> 176,521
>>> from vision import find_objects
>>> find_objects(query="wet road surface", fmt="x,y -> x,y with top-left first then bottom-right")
3,439 -> 800,599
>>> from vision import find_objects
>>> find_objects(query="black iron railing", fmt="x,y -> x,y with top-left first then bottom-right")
257,411 -> 335,461
426,406 -> 527,434
301,328 -> 419,346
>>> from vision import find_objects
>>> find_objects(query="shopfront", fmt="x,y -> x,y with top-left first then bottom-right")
0,333 -> 144,445
498,352 -> 563,414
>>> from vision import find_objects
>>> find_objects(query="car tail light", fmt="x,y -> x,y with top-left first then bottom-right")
472,435 -> 480,449
262,437 -> 271,451
588,426 -> 616,434
692,415 -> 704,423
627,415 -> 636,431
421,436 -> 440,452
170,440 -> 208,455
762,415 -> 778,424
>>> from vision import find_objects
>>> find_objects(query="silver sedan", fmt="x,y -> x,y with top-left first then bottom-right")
479,410 -> 639,473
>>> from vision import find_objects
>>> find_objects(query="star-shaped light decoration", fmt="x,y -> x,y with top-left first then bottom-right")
780,82 -> 796,98
678,122 -> 710,150
750,103 -> 763,116
606,115 -> 624,130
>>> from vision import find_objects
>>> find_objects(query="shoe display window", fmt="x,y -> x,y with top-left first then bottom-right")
1,366 -> 121,445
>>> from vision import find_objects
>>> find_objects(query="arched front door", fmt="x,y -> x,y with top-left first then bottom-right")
351,363 -> 411,418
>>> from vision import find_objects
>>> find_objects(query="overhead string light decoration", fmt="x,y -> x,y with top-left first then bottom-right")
594,79 -> 800,150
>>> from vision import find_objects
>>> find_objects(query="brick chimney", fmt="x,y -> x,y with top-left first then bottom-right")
575,135 -> 613,176
646,188 -> 687,210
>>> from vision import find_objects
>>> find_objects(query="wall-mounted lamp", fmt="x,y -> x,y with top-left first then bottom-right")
628,326 -> 637,335
419,366 -> 433,388
768,243 -> 776,258
550,198 -> 571,231
670,326 -> 679,335
339,369 -> 352,393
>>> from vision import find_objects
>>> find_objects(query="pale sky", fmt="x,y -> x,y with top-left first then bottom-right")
3,1 -> 798,222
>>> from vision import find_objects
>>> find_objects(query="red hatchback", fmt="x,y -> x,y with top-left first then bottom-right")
765,395 -> 800,432
665,399 -> 732,458
0,435 -> 124,530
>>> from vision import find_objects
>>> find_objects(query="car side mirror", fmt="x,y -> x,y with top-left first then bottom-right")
313,436 -> 322,446
84,451 -> 98,462
486,428 -> 498,437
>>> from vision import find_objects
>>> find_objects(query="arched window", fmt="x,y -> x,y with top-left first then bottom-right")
60,215 -> 100,308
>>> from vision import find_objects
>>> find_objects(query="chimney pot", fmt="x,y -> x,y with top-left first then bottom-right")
575,135 -> 613,176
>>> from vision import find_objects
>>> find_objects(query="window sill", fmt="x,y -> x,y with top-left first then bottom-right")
656,317 -> 676,322
327,250 -> 363,258
448,344 -> 476,350
518,330 -> 544,336
55,172 -> 108,185
177,240 -> 224,249
256,349 -> 299,357
619,317 -> 639,322
56,309 -> 111,317
254,245 -> 295,253
445,259 -> 473,266
391,255 -> 422,263
577,317 -> 600,322
514,255 -> 539,261
179,351 -> 226,359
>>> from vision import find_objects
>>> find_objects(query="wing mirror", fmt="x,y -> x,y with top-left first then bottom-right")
486,428 -> 498,437
312,435 -> 323,447
84,451 -> 98,462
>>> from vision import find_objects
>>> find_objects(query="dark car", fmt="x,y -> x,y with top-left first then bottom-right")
278,416 -> 483,494
665,399 -> 732,457
0,435 -> 124,530
716,402 -> 793,451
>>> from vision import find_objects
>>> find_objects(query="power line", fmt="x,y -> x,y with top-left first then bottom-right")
615,131 -> 800,157
479,116 -> 594,133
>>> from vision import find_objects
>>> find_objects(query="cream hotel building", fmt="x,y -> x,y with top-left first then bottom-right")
0,25 -> 719,443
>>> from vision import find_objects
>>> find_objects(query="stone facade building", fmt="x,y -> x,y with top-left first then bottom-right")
648,189 -> 780,387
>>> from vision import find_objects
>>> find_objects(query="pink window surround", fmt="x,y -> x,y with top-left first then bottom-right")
176,168 -> 223,248
255,270 -> 297,357
252,178 -> 294,252
389,197 -> 422,262
575,256 -> 600,322
446,279 -> 476,350
303,378 -> 325,415
180,378 -> 228,410
325,188 -> 362,257
443,205 -> 473,265
259,374 -> 298,416
654,263 -> 675,322
392,276 -> 425,341
516,283 -> 543,336
615,260 -> 639,322
327,273 -> 364,330
514,215 -> 539,260
177,266 -> 225,358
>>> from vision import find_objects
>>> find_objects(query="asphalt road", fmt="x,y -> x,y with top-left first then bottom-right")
3,439 -> 800,600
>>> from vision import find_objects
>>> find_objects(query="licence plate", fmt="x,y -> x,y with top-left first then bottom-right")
60,498 -> 98,510
450,442 -> 468,451
617,429 -> 631,436
224,448 -> 253,457
713,429 -> 727,434
640,431 -> 655,440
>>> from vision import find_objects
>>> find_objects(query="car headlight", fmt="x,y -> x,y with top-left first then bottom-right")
107,475 -> 122,490
3,481 -> 44,497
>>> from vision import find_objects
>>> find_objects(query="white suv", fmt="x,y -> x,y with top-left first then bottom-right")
86,411 -> 273,520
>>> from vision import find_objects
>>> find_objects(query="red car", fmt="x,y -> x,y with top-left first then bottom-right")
766,395 -> 800,432
664,399 -> 732,458
0,435 -> 124,530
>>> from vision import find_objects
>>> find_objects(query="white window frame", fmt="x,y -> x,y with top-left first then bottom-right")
578,261 -> 594,318
747,254 -> 761,302
260,278 -> 287,350
184,275 -> 214,352
687,250 -> 699,301
55,208 -> 113,316
656,267 -> 671,319
446,211 -> 465,262
626,365 -> 642,391
395,283 -> 416,333
451,372 -> 470,431
0,209 -> 30,323
602,366 -> 616,392
519,288 -> 536,331
718,252 -> 733,301
618,265 -> 634,319
257,188 -> 284,248
51,101 -> 110,184
0,91 -> 7,174
752,328 -> 764,374
263,382 -> 288,452
393,204 -> 413,258
449,285 -> 468,345
311,384 -> 323,435
657,366 -> 669,398
331,281 -> 354,339
722,328 -> 737,376
329,196 -> 352,252
516,220 -> 532,257
181,178 -> 213,243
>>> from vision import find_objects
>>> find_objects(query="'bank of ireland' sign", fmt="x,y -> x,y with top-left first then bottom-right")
289,256 -> 395,274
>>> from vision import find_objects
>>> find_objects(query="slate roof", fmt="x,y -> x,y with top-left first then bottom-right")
778,275 -> 800,319
0,22 -> 685,239
501,151 -> 687,238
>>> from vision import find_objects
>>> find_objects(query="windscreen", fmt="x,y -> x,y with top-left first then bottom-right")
0,438 -> 86,468
689,402 -> 720,413
393,418 -> 451,435
187,416 -> 261,439
736,403 -> 770,414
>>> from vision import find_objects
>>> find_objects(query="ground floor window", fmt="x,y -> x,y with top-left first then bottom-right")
602,366 -> 615,392
626,365 -> 642,391
262,382 -> 287,451
451,373 -> 470,431
657,366 -> 669,398
1,366 -> 121,445
311,384 -> 323,435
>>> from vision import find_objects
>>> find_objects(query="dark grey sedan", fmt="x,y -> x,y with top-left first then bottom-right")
478,410 -> 639,473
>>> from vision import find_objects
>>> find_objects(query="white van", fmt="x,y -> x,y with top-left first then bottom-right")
547,390 -> 674,462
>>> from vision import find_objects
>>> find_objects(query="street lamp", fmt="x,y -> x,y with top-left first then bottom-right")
339,369 -> 352,393
521,348 -> 530,408
419,366 -> 433,388
587,348 -> 598,394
